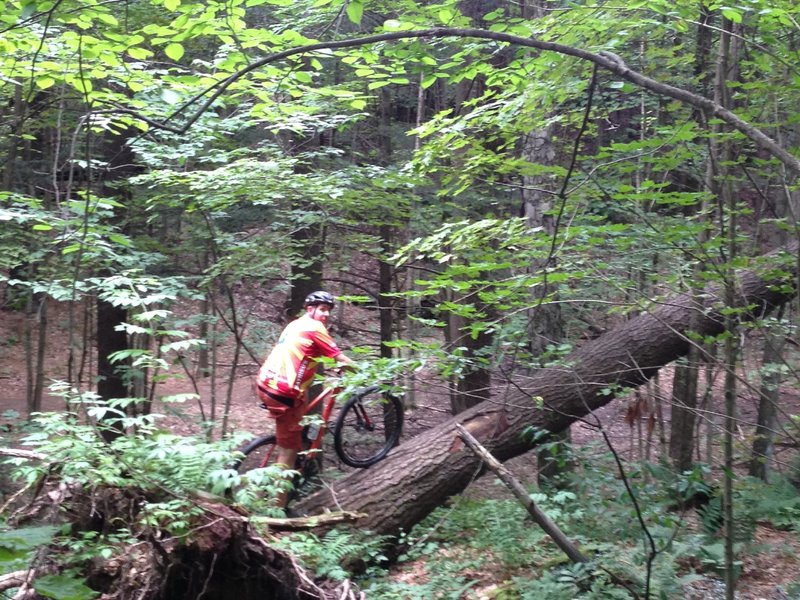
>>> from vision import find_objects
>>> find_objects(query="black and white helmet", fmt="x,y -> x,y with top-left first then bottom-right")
304,290 -> 335,308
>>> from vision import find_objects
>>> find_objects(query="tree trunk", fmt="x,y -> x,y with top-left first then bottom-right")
295,248 -> 797,535
667,4 -> 720,473
668,357 -> 699,472
287,225 -> 325,320
31,293 -> 48,414
450,310 -> 493,414
96,297 -> 129,442
378,224 -> 394,360
520,121 -> 572,484
748,325 -> 785,481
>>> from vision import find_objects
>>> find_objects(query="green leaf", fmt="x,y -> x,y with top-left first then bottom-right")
33,572 -> 98,600
350,99 -> 367,110
721,8 -> 742,23
346,0 -> 363,24
421,74 -> 438,89
293,71 -> 312,83
32,224 -> 52,231
161,89 -> 181,105
0,525 -> 58,551
95,12 -> 118,26
164,42 -> 184,61
164,0 -> 180,10
36,77 -> 56,90
127,47 -> 152,60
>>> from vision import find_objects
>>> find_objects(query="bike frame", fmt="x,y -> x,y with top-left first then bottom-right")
301,379 -> 344,455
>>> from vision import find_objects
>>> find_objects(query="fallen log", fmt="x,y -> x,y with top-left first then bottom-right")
296,246 -> 798,535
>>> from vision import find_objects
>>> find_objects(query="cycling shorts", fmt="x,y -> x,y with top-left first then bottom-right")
257,385 -> 305,451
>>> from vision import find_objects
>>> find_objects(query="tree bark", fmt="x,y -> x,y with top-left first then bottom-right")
286,224 -> 325,320
668,357 -> 700,472
96,297 -> 129,441
295,247 -> 797,535
749,327 -> 784,481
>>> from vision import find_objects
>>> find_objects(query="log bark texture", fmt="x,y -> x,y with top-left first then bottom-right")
296,248 -> 798,535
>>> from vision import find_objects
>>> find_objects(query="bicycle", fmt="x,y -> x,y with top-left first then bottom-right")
232,375 -> 404,502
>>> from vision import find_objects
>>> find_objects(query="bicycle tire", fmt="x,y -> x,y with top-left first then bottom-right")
233,434 -> 321,504
333,386 -> 404,468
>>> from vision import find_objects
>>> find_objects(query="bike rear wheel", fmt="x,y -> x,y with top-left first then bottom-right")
333,386 -> 404,468
233,434 -> 321,504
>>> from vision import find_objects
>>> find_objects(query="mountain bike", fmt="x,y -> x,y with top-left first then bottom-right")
233,375 -> 404,502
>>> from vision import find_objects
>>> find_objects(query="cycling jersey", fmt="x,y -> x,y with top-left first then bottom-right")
256,314 -> 342,400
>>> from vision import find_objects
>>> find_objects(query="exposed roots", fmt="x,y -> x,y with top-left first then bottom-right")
4,483 -> 365,600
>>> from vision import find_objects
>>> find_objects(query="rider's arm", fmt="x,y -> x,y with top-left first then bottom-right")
335,353 -> 355,371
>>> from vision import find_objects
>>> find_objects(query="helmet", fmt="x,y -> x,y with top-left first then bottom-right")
304,290 -> 335,308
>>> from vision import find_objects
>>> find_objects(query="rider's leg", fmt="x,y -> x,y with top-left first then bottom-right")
275,447 -> 298,508
257,388 -> 305,511
274,400 -> 305,510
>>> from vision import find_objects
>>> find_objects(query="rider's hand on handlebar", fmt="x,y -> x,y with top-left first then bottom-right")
330,364 -> 355,377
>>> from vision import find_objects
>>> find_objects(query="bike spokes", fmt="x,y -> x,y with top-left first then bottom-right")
333,387 -> 404,467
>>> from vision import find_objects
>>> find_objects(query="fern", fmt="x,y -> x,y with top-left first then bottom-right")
274,529 -> 389,580
698,494 -> 723,536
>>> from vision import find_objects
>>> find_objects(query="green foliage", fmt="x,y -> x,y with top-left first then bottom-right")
33,571 -> 99,600
274,528 -> 389,581
0,524 -> 59,572
329,355 -> 424,400
734,476 -> 800,533
1,381 -> 287,556
11,392 -> 271,512
511,564 -> 633,600
0,525 -> 99,599
1,0 -> 800,594
366,449 -> 800,599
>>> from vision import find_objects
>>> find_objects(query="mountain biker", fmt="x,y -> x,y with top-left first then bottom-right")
255,290 -> 353,507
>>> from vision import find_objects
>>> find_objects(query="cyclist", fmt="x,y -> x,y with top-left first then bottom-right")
255,290 -> 353,507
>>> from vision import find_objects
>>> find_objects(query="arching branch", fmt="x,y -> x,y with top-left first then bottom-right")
109,28 -> 800,175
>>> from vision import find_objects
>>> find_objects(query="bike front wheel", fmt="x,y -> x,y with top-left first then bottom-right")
333,386 -> 404,468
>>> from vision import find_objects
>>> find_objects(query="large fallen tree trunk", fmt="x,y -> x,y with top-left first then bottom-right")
296,248 -> 798,535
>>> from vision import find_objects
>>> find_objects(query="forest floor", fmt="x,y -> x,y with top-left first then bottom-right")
1,302 -> 799,599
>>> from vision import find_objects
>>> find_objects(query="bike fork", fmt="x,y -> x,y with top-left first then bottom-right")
355,402 -> 375,431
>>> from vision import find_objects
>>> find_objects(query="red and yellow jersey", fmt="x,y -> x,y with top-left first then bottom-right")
256,314 -> 342,399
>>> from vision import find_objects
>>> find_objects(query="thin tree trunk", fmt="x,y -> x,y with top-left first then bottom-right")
31,294 -> 48,414
668,5 -> 718,473
96,296 -> 129,442
669,357 -> 699,472
378,224 -> 394,360
24,291 -> 34,417
748,324 -> 784,481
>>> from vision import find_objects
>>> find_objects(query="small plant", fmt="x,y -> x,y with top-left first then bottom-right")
274,528 -> 389,581
0,383 -> 290,592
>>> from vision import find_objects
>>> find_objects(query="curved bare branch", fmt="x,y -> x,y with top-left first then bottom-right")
113,27 -> 800,175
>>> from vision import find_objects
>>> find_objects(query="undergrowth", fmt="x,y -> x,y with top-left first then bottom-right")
2,392 -> 800,600
0,386 -> 291,599
358,444 -> 800,599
